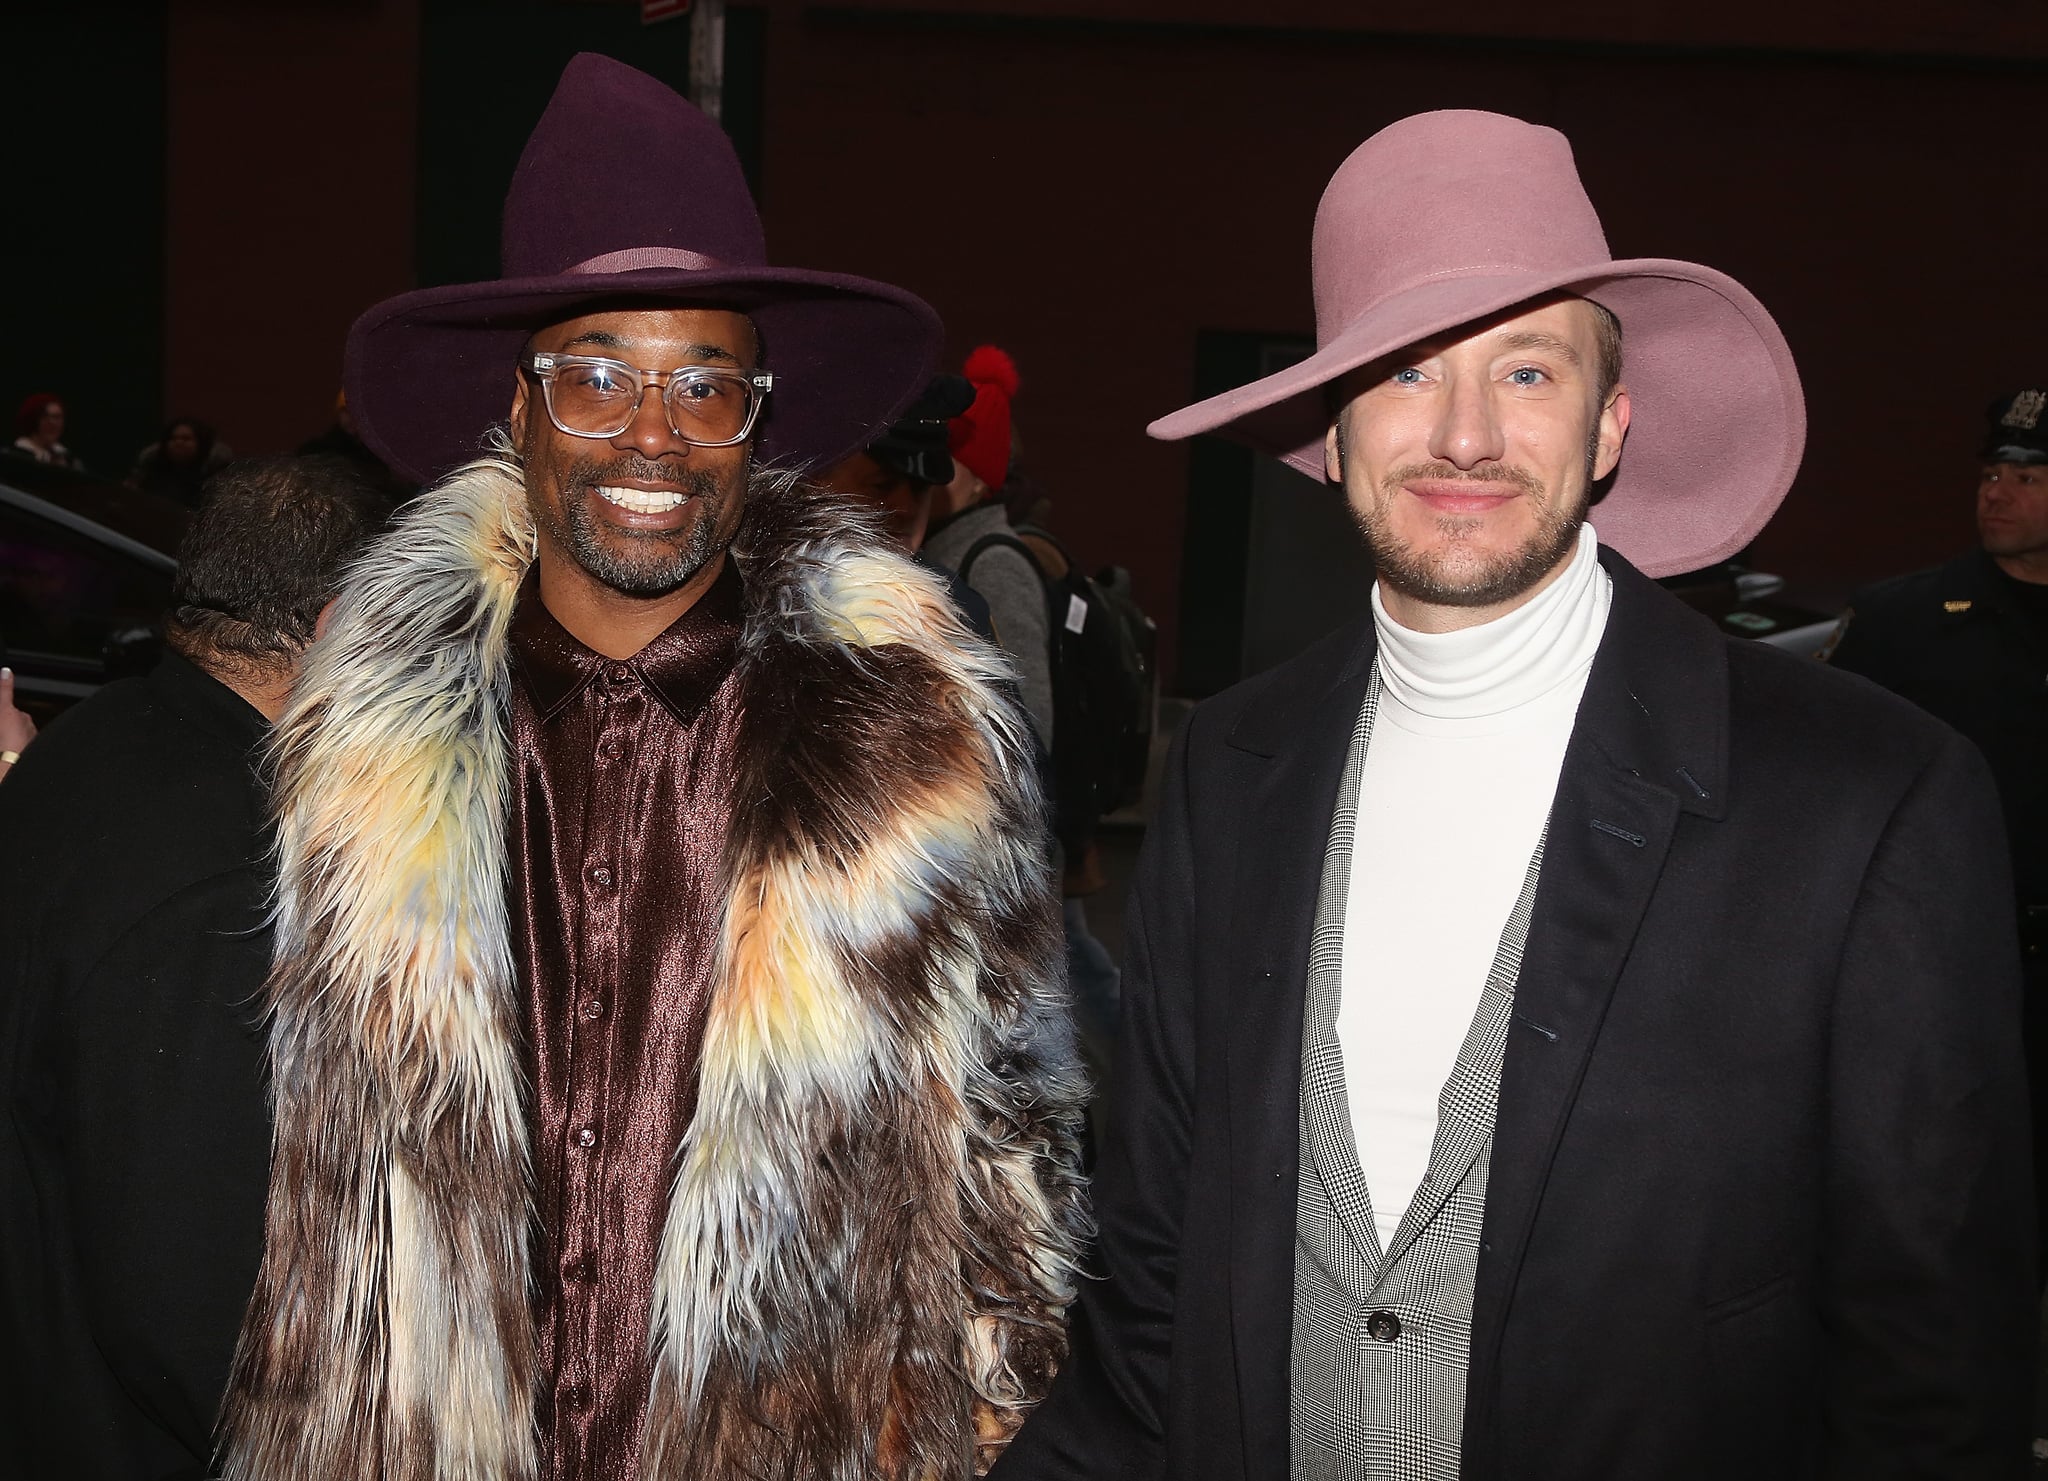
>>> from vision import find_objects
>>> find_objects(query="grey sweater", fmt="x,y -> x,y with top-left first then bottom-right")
925,502 -> 1055,750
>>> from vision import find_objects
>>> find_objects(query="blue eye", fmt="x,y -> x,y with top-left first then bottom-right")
1390,368 -> 1424,386
1509,367 -> 1546,386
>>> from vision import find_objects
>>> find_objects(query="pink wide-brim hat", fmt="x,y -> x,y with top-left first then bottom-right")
1148,110 -> 1806,578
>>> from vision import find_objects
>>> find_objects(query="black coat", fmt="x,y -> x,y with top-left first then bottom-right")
1829,548 -> 2048,934
995,550 -> 2035,1481
0,654 -> 273,1479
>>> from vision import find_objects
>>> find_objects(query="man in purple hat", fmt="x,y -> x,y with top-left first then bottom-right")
214,54 -> 1085,1481
995,112 -> 2032,1481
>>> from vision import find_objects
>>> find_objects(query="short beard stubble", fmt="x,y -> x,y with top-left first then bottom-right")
1340,413 -> 1602,610
533,448 -> 736,599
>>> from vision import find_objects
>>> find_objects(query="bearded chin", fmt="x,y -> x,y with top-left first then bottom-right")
563,493 -> 723,598
1356,438 -> 1600,610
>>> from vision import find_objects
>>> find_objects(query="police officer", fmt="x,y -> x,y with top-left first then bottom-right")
1831,387 -> 2048,1273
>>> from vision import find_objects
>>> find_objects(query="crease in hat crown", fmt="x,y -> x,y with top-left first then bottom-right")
342,52 -> 942,484
1309,111 -> 1610,339
501,52 -> 766,278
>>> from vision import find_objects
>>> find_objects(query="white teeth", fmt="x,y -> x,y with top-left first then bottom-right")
595,485 -> 687,514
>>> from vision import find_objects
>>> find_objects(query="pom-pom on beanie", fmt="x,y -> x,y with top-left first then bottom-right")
948,344 -> 1020,492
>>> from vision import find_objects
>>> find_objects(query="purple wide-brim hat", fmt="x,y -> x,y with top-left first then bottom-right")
1148,111 -> 1806,579
345,53 -> 941,485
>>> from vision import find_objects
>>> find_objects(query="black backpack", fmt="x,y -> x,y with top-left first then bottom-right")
961,525 -> 1157,851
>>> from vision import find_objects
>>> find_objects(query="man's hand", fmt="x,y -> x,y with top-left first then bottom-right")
0,667 -> 38,780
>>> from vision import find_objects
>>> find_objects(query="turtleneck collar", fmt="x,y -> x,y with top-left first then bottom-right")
1371,523 -> 1611,727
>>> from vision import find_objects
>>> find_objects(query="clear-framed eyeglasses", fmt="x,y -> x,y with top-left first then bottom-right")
522,352 -> 773,446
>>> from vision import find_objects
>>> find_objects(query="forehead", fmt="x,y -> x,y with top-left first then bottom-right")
529,305 -> 756,364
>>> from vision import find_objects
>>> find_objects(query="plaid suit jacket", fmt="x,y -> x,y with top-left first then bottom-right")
1292,675 -> 1543,1481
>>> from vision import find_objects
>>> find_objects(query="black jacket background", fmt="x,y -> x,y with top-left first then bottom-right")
994,551 -> 2035,1481
0,654 -> 272,1479
1830,547 -> 2048,943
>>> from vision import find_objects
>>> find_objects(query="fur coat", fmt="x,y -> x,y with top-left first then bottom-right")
218,448 -> 1089,1481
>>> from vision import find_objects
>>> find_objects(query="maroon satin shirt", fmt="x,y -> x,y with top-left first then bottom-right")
505,561 -> 745,1481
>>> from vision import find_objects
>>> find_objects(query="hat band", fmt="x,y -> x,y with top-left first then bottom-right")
566,246 -> 730,274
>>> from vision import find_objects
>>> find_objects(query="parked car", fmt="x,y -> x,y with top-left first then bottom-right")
0,457 -> 185,724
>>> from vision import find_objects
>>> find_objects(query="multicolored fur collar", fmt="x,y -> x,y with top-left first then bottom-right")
220,446 -> 1087,1480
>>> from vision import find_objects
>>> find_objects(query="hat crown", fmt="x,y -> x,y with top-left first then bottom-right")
500,52 -> 766,278
1311,110 -> 1611,349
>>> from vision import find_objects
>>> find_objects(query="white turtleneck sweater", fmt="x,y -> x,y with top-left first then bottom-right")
1338,525 -> 1611,1249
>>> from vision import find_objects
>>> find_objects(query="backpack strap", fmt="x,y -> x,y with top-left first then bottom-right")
957,530 -> 1046,588
1010,524 -> 1072,583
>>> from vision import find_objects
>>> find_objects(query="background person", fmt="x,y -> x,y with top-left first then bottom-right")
0,667 -> 33,780
819,371 -> 995,638
11,391 -> 80,467
128,416 -> 233,507
1829,386 -> 2048,1292
925,345 -> 1056,749
0,455 -> 391,1480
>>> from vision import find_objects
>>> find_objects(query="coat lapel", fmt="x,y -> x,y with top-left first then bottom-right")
1220,619 -> 1378,1481
1460,552 -> 1731,1472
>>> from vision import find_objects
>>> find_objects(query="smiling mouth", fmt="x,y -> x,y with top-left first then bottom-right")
595,485 -> 690,514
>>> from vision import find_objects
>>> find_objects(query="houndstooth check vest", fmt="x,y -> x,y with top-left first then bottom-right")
1291,673 -> 1544,1481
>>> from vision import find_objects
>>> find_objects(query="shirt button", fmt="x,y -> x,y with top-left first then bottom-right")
574,1125 -> 597,1148
581,997 -> 605,1021
606,662 -> 634,690
1366,1310 -> 1402,1343
589,864 -> 613,887
563,1381 -> 590,1410
564,1257 -> 592,1284
598,736 -> 624,762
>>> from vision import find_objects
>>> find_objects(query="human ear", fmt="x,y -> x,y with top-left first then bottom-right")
1593,385 -> 1631,481
509,374 -> 531,447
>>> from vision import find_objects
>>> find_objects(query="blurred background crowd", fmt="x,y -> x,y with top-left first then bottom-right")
3,0 -> 2048,1452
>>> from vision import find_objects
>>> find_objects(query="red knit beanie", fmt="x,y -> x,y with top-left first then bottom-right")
948,345 -> 1019,492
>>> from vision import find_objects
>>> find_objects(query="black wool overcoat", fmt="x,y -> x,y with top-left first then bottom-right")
0,654 -> 273,1480
995,548 -> 2036,1481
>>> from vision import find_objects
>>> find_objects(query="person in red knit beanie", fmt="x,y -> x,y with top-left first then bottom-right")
948,345 -> 1020,493
926,345 -> 1053,752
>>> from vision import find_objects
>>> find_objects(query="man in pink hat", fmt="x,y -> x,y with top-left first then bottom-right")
995,111 -> 2032,1480
213,54 -> 1084,1481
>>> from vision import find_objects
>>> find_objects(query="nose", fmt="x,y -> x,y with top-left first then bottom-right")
614,380 -> 693,459
1426,370 -> 1505,470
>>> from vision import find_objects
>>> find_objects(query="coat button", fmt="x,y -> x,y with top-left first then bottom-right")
1366,1310 -> 1401,1343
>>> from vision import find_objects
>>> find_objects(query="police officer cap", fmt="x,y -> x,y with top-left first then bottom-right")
1983,388 -> 2048,466
868,374 -> 976,487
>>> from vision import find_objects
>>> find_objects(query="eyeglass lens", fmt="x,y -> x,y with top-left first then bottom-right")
548,363 -> 757,443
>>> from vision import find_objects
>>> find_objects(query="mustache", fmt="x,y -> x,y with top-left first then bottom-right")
1381,461 -> 1544,497
566,453 -> 722,496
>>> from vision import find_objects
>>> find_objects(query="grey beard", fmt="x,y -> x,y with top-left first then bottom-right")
559,470 -> 727,598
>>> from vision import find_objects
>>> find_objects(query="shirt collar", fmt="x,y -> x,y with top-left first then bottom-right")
511,558 -> 745,725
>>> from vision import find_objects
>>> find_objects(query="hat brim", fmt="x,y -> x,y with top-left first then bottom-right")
344,266 -> 943,485
1147,259 -> 1805,579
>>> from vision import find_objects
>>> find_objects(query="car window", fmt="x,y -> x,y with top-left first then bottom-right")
0,499 -> 176,677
